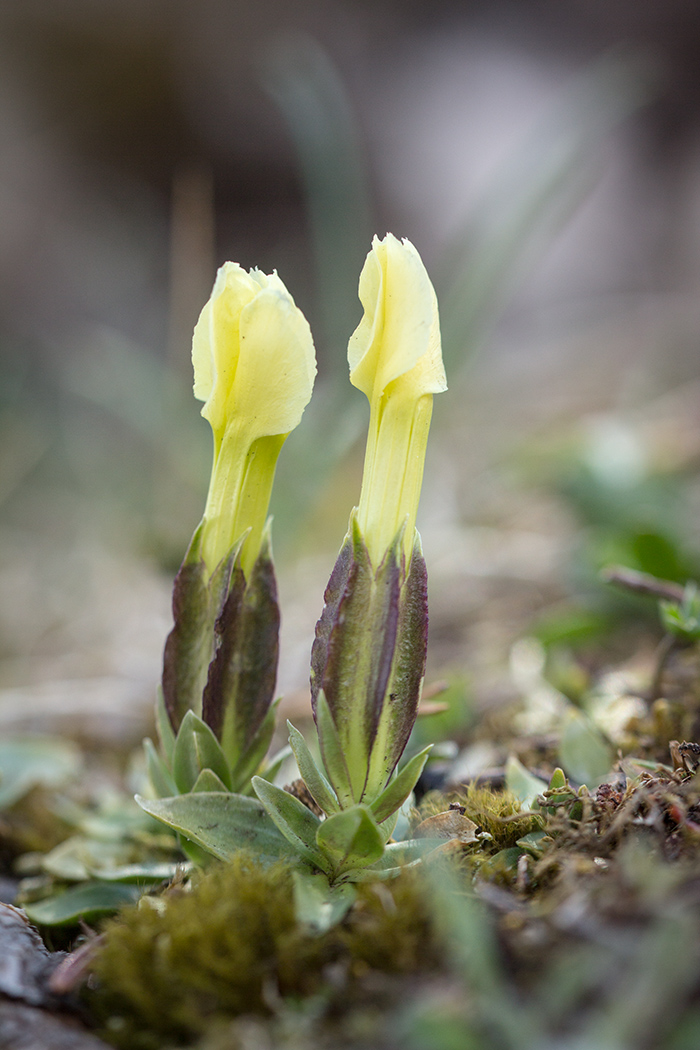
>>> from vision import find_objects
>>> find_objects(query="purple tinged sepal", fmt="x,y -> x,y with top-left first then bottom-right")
309,516 -> 429,806
161,521 -> 244,733
202,521 -> 280,766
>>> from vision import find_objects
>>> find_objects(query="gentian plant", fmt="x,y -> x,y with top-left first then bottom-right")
144,263 -> 316,802
138,235 -> 447,918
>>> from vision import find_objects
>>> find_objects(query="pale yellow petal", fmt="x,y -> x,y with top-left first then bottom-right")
191,263 -> 260,435
348,234 -> 446,402
234,286 -> 316,439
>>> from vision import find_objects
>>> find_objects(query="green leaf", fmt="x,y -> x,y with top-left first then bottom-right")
505,755 -> 548,810
251,777 -> 329,871
172,711 -> 232,793
192,768 -> 230,793
23,882 -> 143,926
0,737 -> 80,810
94,861 -> 189,883
369,744 -> 432,824
548,767 -> 567,791
136,792 -> 295,863
316,805 -> 384,875
341,837 -> 442,882
516,831 -> 549,858
258,745 -> 292,786
558,709 -> 613,786
379,809 -> 399,843
292,869 -> 356,933
315,691 -> 355,807
288,721 -> 339,815
229,702 -> 278,793
144,738 -> 177,798
155,687 -> 176,765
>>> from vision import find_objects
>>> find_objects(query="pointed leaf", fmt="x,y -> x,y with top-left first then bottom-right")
136,791 -> 294,862
144,737 -> 177,798
229,701 -> 278,793
379,810 -> 399,843
155,687 -> 176,765
192,768 -> 230,793
252,776 -> 329,871
258,744 -> 292,786
549,767 -> 567,791
369,744 -> 432,824
172,711 -> 233,793
316,804 -> 385,874
23,882 -> 142,926
558,709 -> 613,786
505,755 -> 547,810
288,721 -> 339,815
293,869 -> 356,933
316,691 -> 355,807
340,836 -> 443,880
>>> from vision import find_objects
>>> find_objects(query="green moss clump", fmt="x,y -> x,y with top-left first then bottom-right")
89,854 -> 441,1050
417,786 -> 543,853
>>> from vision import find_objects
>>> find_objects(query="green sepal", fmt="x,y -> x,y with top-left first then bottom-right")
136,792 -> 294,863
155,687 -> 176,766
161,524 -> 242,731
313,517 -> 402,798
144,737 -> 177,798
364,531 -> 429,798
292,869 -> 356,934
316,804 -> 385,875
369,744 -> 433,824
228,701 -> 279,793
172,710 -> 233,794
252,776 -> 329,872
316,691 -> 355,808
203,524 -> 280,764
192,768 -> 230,793
287,721 -> 340,816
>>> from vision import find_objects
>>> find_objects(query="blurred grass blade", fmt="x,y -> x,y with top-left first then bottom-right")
438,51 -> 657,370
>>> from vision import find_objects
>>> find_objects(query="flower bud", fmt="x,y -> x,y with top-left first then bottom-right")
193,262 -> 316,576
348,234 -> 446,568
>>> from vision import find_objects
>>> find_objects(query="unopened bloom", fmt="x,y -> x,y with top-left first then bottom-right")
193,262 -> 316,577
348,234 -> 446,568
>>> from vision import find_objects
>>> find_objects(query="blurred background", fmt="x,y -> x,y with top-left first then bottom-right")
2,0 -> 700,745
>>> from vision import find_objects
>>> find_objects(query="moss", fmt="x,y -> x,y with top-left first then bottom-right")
416,786 -> 543,853
89,853 -> 443,1049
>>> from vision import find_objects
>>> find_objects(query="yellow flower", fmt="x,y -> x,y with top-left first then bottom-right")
193,262 -> 316,576
348,234 -> 446,567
